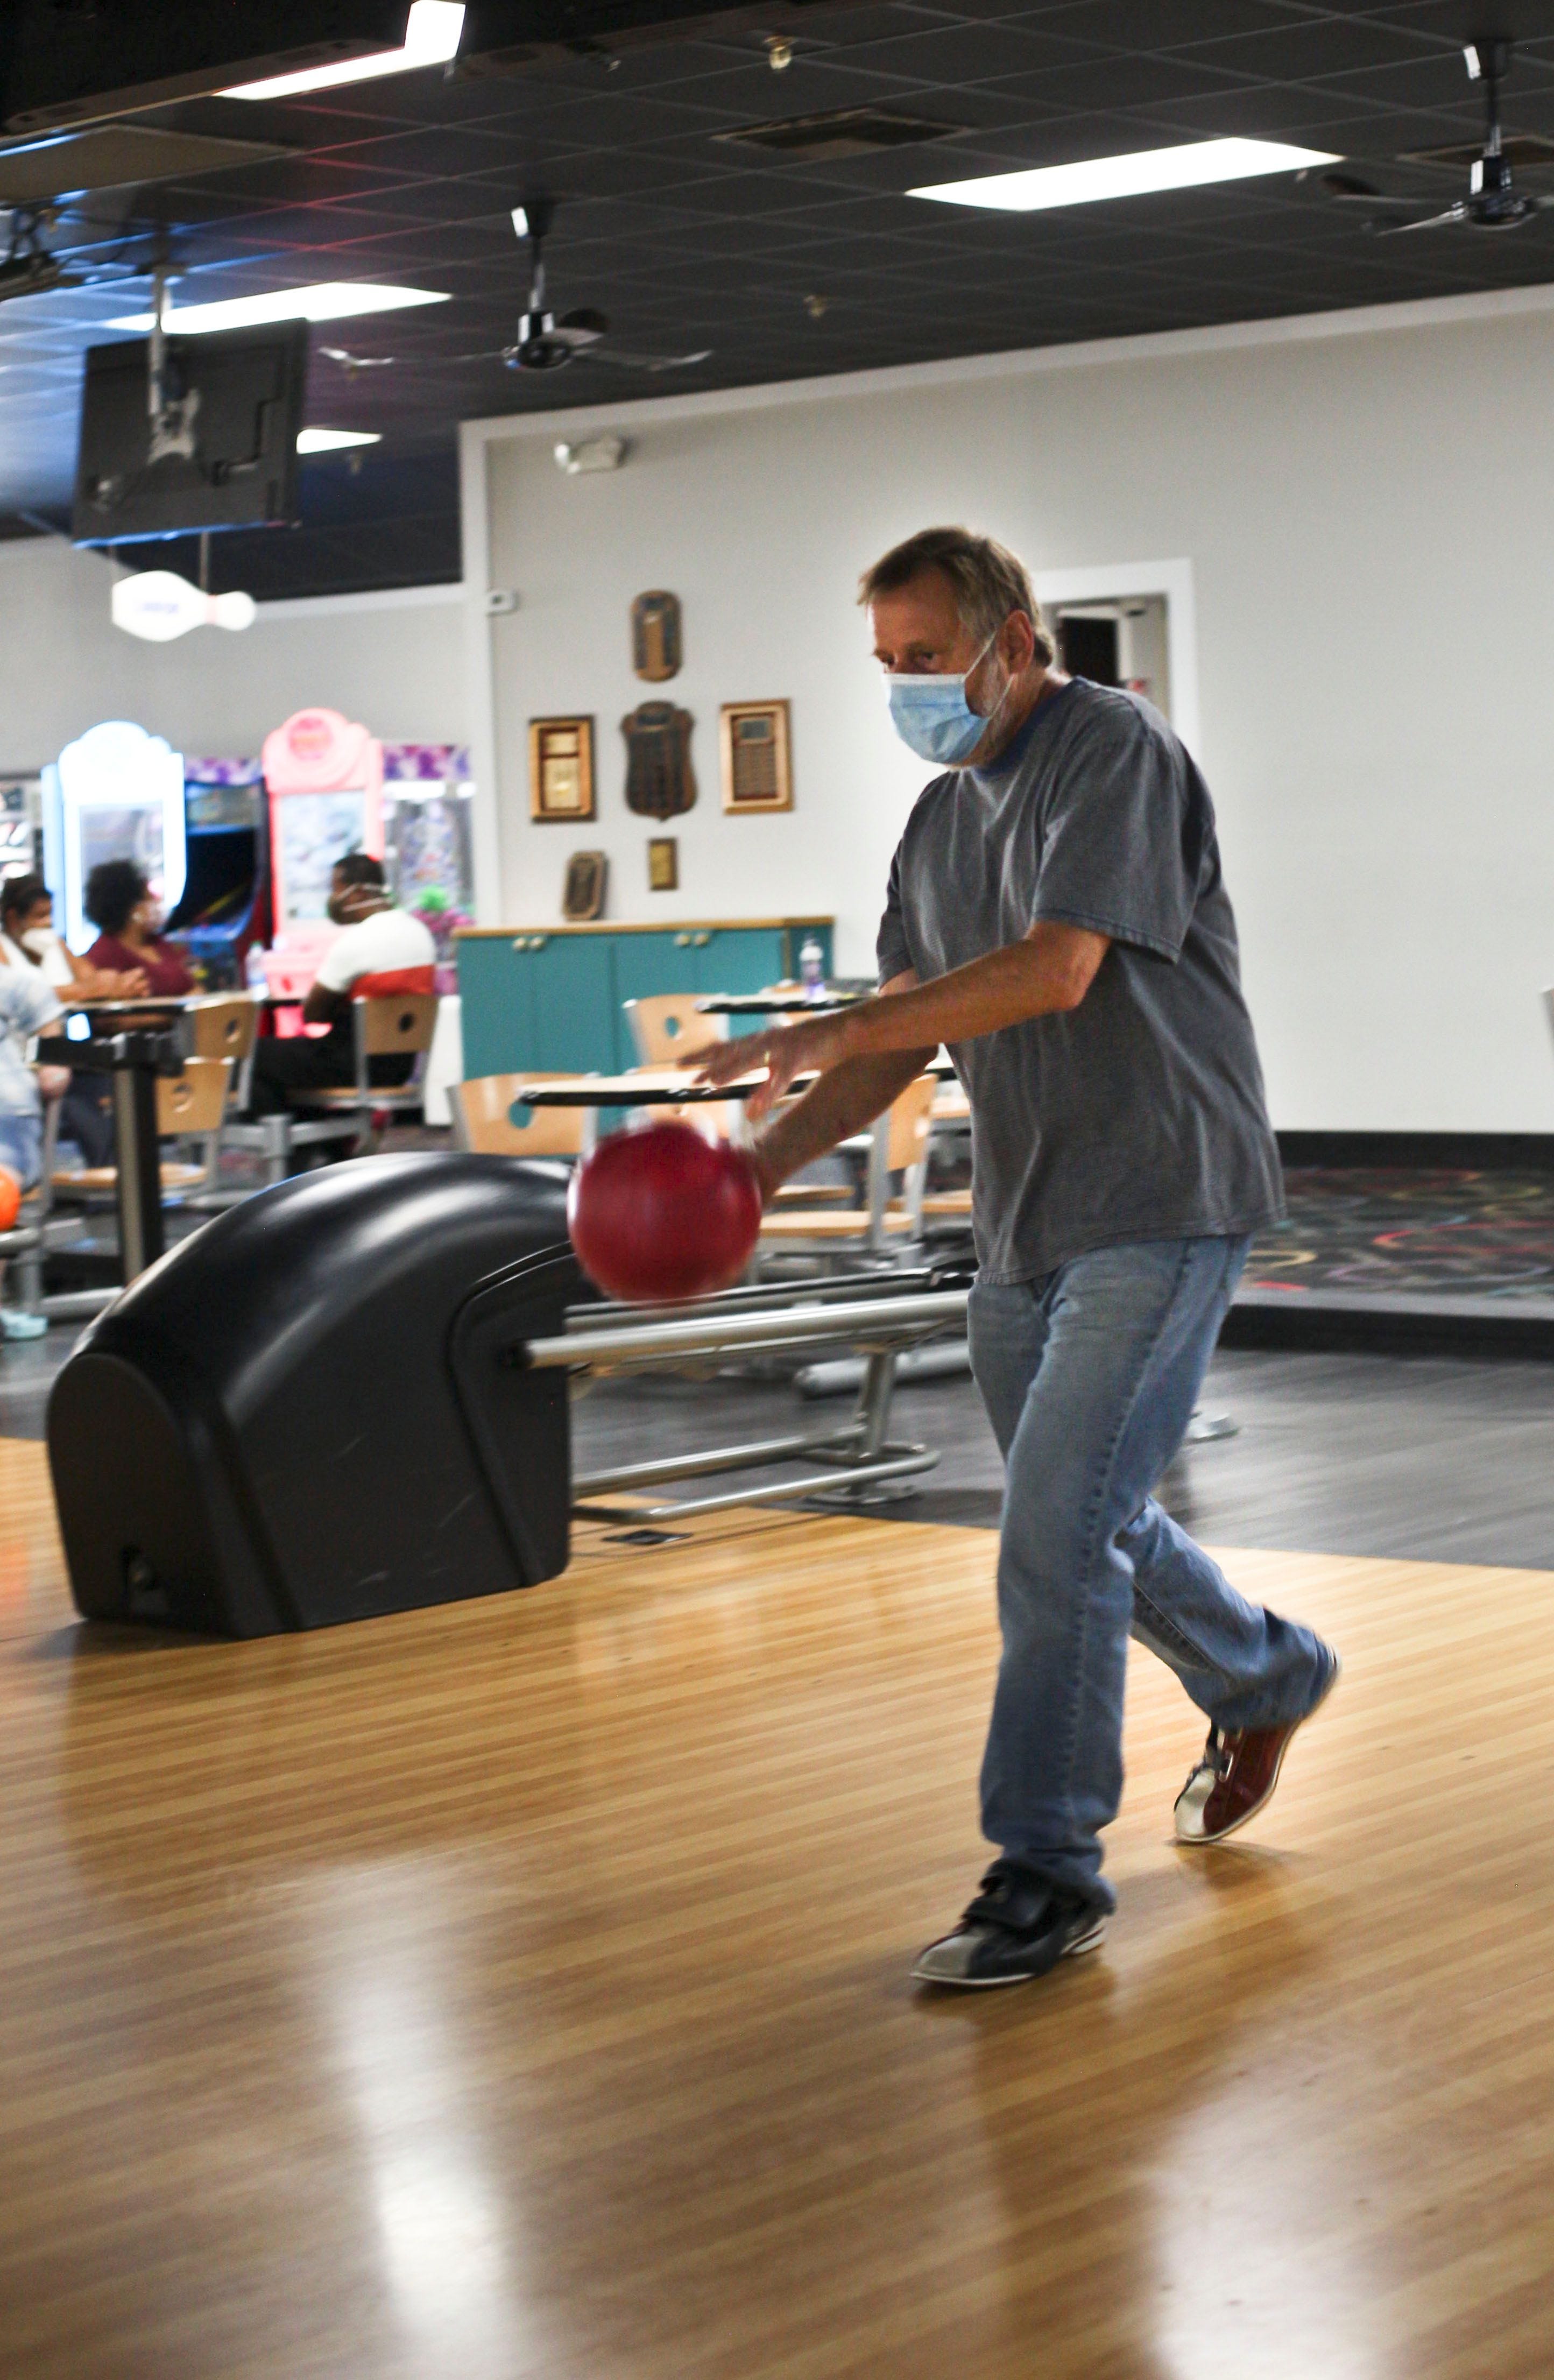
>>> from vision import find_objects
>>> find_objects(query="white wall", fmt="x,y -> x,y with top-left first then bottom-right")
462,289 -> 1554,1133
0,536 -> 465,766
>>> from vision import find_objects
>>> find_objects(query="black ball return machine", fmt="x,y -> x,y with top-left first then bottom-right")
47,1154 -> 969,1638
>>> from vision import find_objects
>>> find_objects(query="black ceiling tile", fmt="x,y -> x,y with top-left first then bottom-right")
1184,20 -> 1451,81
312,124 -> 545,175
1031,1 -> 1316,46
1146,83 -> 1403,139
819,22 -> 1112,80
982,51 -> 1268,109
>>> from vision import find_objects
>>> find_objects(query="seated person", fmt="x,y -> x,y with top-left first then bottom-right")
0,961 -> 67,1341
246,853 -> 435,1118
81,859 -> 195,998
0,873 -> 150,1167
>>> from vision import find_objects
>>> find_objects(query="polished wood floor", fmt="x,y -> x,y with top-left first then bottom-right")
4,1435 -> 1553,2379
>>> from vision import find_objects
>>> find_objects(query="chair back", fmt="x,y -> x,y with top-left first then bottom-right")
188,994 -> 259,1064
156,1057 -> 234,1136
450,1074 -> 588,1157
887,1073 -> 938,1172
623,994 -> 727,1065
354,991 -> 440,1060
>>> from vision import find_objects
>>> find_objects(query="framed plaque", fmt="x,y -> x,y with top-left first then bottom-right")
719,700 -> 792,814
646,836 -> 679,892
528,715 -> 595,821
562,849 -> 607,921
631,590 -> 682,682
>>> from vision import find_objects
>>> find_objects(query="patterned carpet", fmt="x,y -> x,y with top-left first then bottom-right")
1248,1169 -> 1554,1303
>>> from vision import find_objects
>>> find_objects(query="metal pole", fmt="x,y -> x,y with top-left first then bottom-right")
112,1061 -> 164,1279
519,1289 -> 969,1370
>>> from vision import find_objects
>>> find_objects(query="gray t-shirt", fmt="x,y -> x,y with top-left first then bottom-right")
877,678 -> 1282,1282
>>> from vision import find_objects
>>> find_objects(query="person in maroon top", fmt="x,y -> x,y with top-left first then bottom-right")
82,860 -> 194,997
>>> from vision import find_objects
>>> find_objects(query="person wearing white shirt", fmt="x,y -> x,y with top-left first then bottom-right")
0,873 -> 147,1167
245,852 -> 435,1119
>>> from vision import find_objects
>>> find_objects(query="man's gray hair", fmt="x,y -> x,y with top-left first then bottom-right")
858,525 -> 1055,663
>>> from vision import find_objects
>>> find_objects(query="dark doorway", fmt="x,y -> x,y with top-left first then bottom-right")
1057,613 -> 1120,684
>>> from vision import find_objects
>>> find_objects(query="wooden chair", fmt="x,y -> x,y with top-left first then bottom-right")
921,1073 -> 973,1224
289,992 -> 440,1153
449,1074 -> 589,1159
623,994 -> 727,1067
759,1074 -> 937,1262
51,1057 -> 235,1206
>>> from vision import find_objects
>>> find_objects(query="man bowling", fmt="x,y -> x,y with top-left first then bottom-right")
697,525 -> 1338,1989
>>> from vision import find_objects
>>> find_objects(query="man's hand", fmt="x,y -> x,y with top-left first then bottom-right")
690,1013 -> 850,1119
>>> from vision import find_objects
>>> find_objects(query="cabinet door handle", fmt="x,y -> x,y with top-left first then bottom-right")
674,933 -> 691,948
692,931 -> 711,948
512,937 -> 529,952
531,934 -> 548,950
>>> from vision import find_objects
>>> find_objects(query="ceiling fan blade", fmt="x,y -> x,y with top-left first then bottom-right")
555,306 -> 609,336
583,344 -> 713,372
1326,192 -> 1439,210
1372,205 -> 1470,235
319,345 -> 397,368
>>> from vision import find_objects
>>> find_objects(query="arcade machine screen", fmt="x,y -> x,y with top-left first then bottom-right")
276,790 -> 371,924
0,780 -> 39,882
165,780 -> 268,987
384,782 -> 473,981
79,802 -> 166,906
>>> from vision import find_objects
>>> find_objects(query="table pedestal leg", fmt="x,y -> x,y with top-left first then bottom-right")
112,1064 -> 164,1280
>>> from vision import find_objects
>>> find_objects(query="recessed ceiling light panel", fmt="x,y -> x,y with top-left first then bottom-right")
296,427 -> 382,451
222,2 -> 464,98
108,282 -> 449,335
910,137 -> 1341,214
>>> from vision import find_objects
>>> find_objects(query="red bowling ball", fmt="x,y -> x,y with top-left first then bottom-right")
567,1121 -> 762,1303
0,1167 -> 20,1233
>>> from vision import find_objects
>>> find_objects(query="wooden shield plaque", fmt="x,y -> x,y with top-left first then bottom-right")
631,590 -> 682,683
623,702 -> 696,818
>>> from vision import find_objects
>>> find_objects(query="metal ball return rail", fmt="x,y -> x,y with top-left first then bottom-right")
517,1069 -> 970,1521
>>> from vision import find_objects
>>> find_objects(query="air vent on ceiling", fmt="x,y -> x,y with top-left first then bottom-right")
715,108 -> 963,163
1401,132 -> 1554,171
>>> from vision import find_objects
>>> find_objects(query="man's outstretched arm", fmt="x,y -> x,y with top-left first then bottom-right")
745,972 -> 929,1198
697,922 -> 1111,1128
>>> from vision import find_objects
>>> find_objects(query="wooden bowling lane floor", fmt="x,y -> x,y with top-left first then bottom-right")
3,1440 -> 1554,2380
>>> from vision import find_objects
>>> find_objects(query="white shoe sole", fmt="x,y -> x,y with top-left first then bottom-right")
1175,1650 -> 1343,1847
911,1915 -> 1107,1988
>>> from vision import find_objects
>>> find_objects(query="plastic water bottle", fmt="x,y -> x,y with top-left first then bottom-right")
244,943 -> 269,997
799,937 -> 825,998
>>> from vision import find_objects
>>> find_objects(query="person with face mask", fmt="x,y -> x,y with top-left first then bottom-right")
0,872 -> 149,999
0,872 -> 156,1169
696,524 -> 1337,1991
243,850 -> 434,1120
81,860 -> 195,998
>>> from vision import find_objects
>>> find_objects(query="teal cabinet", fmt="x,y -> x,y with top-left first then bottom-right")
456,920 -> 834,1080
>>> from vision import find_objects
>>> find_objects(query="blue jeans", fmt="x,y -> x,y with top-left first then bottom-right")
969,1236 -> 1331,1914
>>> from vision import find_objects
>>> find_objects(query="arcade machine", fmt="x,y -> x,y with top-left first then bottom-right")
164,758 -> 270,988
381,743 -> 475,993
260,707 -> 383,1026
41,719 -> 186,956
0,773 -> 42,888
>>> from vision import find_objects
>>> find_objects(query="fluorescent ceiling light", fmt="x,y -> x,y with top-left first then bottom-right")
108,281 -> 448,335
910,136 -> 1342,213
221,2 -> 464,100
296,426 -> 382,452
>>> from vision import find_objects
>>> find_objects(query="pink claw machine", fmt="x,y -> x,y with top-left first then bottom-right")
259,708 -> 383,1027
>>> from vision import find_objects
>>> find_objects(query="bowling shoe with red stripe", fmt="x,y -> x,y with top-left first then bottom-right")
1174,1649 -> 1341,1845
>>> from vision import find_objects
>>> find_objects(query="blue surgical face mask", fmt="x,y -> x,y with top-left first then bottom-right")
885,634 -> 1005,765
